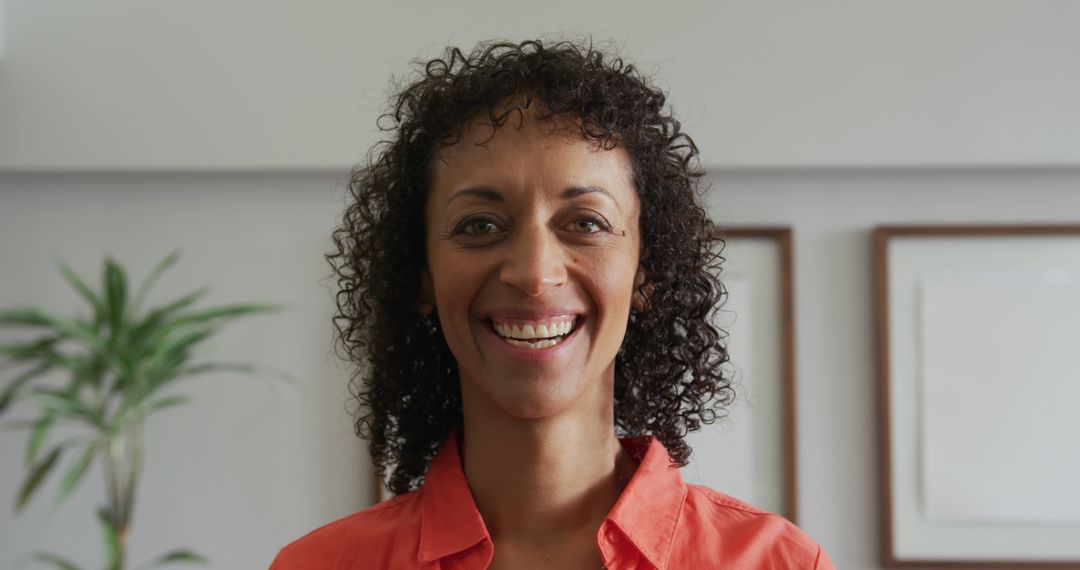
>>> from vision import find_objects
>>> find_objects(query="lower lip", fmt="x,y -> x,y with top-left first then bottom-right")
483,319 -> 582,362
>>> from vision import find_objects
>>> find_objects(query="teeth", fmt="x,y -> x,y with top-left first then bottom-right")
492,317 -> 576,341
504,337 -> 561,349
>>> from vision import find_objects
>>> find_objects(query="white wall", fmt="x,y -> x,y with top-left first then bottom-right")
0,173 -> 369,570
2,0 -> 1080,170
706,167 -> 1080,569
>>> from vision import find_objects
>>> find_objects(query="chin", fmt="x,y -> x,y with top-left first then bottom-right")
473,373 -> 589,420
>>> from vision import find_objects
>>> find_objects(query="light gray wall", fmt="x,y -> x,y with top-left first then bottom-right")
2,0 -> 1080,170
705,167 -> 1080,569
0,173 -> 369,570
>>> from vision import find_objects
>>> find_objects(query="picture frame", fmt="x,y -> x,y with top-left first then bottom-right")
876,225 -> 1080,567
680,227 -> 798,523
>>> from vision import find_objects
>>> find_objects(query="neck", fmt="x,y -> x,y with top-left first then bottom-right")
460,401 -> 634,545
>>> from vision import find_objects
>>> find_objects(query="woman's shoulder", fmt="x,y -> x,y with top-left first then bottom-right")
269,491 -> 422,569
683,483 -> 786,521
675,484 -> 834,569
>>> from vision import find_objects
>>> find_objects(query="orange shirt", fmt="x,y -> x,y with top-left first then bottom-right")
271,430 -> 835,569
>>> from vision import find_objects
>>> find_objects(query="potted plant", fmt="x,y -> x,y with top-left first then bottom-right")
0,252 -> 281,570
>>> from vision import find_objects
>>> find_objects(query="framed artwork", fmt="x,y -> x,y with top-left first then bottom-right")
681,227 -> 798,523
876,225 -> 1080,567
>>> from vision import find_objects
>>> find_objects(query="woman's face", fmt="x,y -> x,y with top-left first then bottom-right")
424,112 -> 642,420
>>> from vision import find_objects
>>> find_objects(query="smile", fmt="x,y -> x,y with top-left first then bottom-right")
488,316 -> 579,350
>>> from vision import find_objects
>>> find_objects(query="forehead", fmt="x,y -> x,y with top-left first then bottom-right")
427,112 -> 637,206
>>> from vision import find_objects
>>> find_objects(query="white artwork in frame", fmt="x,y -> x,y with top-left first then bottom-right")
877,225 -> 1080,567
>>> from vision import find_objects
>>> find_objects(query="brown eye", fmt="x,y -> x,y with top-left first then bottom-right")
456,216 -> 502,236
569,216 -> 610,234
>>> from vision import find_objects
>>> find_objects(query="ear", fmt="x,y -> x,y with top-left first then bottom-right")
418,267 -> 436,317
631,266 -> 653,312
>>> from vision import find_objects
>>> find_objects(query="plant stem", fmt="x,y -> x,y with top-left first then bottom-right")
103,437 -> 125,570
104,440 -> 121,524
121,418 -> 144,542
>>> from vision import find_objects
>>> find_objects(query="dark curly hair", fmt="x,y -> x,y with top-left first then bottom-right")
327,38 -> 733,496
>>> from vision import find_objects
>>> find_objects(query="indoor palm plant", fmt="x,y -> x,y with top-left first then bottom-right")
0,252 -> 281,570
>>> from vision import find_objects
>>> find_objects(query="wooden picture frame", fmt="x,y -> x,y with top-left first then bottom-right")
876,225 -> 1080,568
680,227 -> 798,523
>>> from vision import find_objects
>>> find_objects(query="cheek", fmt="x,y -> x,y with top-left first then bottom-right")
581,258 -> 637,313
432,258 -> 478,310
431,266 -> 482,357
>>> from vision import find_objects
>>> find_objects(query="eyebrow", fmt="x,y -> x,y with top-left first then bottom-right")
445,185 -> 616,207
445,186 -> 504,207
561,185 -> 616,204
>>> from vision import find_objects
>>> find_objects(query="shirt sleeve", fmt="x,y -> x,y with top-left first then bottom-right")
813,545 -> 837,570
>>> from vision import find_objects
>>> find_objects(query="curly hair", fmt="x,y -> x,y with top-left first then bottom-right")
327,38 -> 733,496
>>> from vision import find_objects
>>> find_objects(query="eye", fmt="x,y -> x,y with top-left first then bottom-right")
455,216 -> 503,236
567,216 -> 611,234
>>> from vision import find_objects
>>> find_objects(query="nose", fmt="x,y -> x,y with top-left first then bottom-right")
499,222 -> 568,297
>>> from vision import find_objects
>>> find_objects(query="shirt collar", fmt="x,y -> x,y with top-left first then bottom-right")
602,435 -> 688,569
416,427 -> 688,568
417,427 -> 490,562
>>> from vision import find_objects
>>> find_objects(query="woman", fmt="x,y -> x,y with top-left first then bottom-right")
272,39 -> 834,569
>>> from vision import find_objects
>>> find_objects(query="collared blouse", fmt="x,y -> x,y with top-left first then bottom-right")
270,430 -> 835,569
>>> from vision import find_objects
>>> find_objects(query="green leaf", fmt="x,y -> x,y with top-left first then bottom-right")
177,362 -> 255,377
28,389 -> 103,428
57,259 -> 103,320
157,328 -> 216,358
79,353 -> 108,390
129,250 -> 182,319
129,288 -> 211,345
26,413 -> 55,463
32,552 -> 83,570
147,395 -> 190,413
17,446 -> 62,511
142,328 -> 216,391
56,443 -> 96,503
0,335 -> 62,361
28,389 -> 85,416
0,307 -> 103,350
0,361 -> 55,415
137,549 -> 209,568
169,303 -> 282,328
97,507 -> 122,570
0,306 -> 53,327
104,258 -> 129,335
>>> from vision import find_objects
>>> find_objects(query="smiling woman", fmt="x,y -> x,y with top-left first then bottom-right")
424,113 -> 642,423
270,39 -> 834,569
